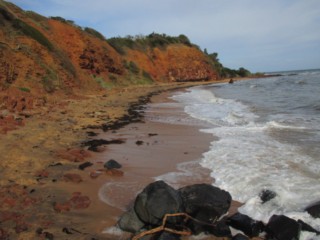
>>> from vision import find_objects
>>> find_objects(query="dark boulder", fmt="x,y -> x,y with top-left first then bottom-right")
83,139 -> 125,152
266,215 -> 301,240
259,189 -> 277,203
227,212 -> 264,237
305,201 -> 320,218
208,219 -> 232,237
134,181 -> 183,226
297,220 -> 320,235
232,233 -> 250,240
78,161 -> 93,170
104,159 -> 122,170
178,184 -> 232,234
118,208 -> 145,233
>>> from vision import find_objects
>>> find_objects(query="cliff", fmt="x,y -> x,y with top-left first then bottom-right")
0,0 -> 219,98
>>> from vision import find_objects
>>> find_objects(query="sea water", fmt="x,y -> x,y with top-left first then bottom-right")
169,69 -> 320,238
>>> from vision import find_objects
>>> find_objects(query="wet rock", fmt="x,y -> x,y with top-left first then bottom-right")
305,201 -> 320,218
62,227 -> 73,234
63,173 -> 83,183
227,212 -> 264,237
118,208 -> 145,233
297,219 -> 320,235
83,139 -> 125,152
178,184 -> 231,234
259,189 -> 277,203
134,181 -> 183,226
266,215 -> 301,240
208,219 -> 232,237
87,131 -> 98,136
136,140 -> 144,146
104,159 -> 122,169
148,133 -> 158,137
78,161 -> 93,170
232,233 -> 249,240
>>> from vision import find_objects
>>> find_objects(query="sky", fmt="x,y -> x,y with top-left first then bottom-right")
6,0 -> 320,72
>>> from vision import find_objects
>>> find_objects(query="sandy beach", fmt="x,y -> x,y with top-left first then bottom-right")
0,78 -> 255,240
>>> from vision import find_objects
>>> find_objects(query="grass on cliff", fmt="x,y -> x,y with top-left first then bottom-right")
107,33 -> 193,55
13,19 -> 54,51
84,27 -> 105,41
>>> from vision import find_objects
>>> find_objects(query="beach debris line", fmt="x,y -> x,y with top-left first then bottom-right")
82,138 -> 125,152
117,181 -> 320,239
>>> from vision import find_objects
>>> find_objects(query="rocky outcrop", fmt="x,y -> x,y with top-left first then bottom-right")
134,181 -> 183,226
305,201 -> 320,218
118,181 -> 232,239
118,181 -> 320,239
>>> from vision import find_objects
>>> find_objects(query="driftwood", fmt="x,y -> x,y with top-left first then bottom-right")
132,212 -> 218,240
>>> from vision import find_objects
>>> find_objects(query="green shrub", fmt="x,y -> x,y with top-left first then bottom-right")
142,70 -> 153,82
93,75 -> 114,89
55,50 -> 76,77
107,37 -> 135,55
12,19 -> 54,51
26,11 -> 47,23
18,87 -> 31,92
42,69 -> 58,93
0,6 -> 14,21
84,27 -> 105,40
50,16 -> 67,23
128,61 -> 140,74
107,33 -> 194,54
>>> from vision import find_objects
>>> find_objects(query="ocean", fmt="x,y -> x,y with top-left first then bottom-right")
155,69 -> 320,238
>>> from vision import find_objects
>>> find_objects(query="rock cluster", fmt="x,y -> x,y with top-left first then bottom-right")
118,181 -> 320,240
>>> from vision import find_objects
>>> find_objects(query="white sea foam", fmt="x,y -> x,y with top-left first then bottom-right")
172,85 -> 320,234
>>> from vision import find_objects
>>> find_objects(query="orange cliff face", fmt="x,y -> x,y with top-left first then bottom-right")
125,45 -> 218,82
0,1 -> 219,97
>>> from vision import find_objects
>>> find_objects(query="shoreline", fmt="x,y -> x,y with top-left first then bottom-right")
0,78 -> 246,239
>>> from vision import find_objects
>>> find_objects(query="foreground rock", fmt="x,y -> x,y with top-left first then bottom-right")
118,181 -> 232,239
227,212 -> 264,237
134,181 -> 183,226
179,183 -> 232,234
305,201 -> 320,218
266,215 -> 301,240
118,181 -> 320,239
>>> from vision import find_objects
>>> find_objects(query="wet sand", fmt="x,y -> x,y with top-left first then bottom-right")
85,90 -> 215,238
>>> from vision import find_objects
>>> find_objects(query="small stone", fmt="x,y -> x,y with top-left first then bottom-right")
90,170 -> 102,179
104,159 -> 122,169
78,161 -> 93,170
259,189 -> 277,203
